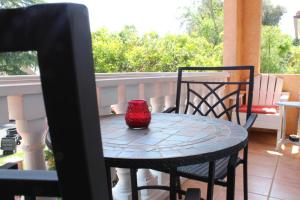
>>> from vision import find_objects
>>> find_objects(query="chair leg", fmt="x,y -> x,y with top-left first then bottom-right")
243,145 -> 248,200
177,176 -> 183,199
226,154 -> 238,200
0,194 -> 14,200
105,164 -> 113,200
24,196 -> 36,200
207,161 -> 216,200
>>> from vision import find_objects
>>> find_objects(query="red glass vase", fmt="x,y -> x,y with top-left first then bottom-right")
125,100 -> 151,129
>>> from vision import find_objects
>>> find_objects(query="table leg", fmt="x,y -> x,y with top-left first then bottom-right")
130,168 -> 138,200
169,167 -> 177,200
297,108 -> 300,137
207,161 -> 216,200
277,106 -> 286,149
282,106 -> 287,142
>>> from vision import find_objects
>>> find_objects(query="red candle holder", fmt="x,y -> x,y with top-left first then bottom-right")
125,100 -> 151,129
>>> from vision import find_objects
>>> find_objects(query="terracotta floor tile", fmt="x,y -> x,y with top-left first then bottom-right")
212,188 -> 267,200
236,175 -> 272,196
180,130 -> 300,200
274,164 -> 300,185
248,142 -> 276,154
279,144 -> 300,159
248,163 -> 276,179
270,180 -> 300,200
248,152 -> 278,167
235,163 -> 276,179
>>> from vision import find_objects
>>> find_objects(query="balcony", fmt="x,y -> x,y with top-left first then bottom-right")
0,71 -> 229,199
1,72 -> 300,199
1,1 -> 300,199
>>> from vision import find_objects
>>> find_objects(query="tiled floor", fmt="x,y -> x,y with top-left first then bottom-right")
182,130 -> 300,200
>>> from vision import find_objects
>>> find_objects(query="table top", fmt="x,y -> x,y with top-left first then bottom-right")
100,113 -> 247,168
277,101 -> 300,108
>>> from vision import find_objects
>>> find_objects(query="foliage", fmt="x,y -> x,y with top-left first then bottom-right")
286,46 -> 300,73
0,0 -> 43,8
92,26 -> 223,73
262,0 -> 286,26
0,0 -> 42,75
0,52 -> 38,75
260,26 -> 300,74
44,148 -> 56,170
181,0 -> 224,46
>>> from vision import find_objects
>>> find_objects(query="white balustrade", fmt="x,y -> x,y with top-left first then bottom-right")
0,71 -> 229,200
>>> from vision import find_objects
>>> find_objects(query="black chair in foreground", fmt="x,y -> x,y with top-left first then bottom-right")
0,4 -> 109,199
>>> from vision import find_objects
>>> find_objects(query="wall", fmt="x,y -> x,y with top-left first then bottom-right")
223,0 -> 262,79
276,74 -> 300,135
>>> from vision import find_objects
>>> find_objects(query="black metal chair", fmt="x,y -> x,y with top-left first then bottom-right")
159,66 -> 257,200
0,4 -> 109,200
131,66 -> 257,200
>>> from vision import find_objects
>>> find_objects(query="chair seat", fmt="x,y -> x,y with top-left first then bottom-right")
239,105 -> 278,114
177,157 -> 230,180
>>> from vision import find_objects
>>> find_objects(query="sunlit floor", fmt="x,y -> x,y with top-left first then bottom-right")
182,130 -> 300,200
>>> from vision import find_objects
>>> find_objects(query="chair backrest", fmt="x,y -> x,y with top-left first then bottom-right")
249,74 -> 283,106
0,4 -> 109,199
175,66 -> 254,125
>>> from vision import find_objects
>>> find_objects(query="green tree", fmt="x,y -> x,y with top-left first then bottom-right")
0,0 -> 42,8
262,0 -> 286,26
0,0 -> 43,75
181,0 -> 224,46
260,26 -> 292,73
92,26 -> 222,73
286,46 -> 300,73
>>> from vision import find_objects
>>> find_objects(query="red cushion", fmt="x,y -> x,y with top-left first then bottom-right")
239,105 -> 278,114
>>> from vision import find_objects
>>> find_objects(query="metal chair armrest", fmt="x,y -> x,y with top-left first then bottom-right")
0,170 -> 59,197
243,113 -> 257,130
163,107 -> 176,113
185,188 -> 201,200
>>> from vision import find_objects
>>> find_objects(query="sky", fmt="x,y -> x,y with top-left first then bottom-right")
47,0 -> 300,37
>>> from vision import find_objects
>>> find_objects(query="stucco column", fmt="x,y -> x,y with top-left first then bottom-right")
223,0 -> 262,80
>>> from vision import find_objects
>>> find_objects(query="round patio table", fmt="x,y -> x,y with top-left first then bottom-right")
100,113 -> 248,200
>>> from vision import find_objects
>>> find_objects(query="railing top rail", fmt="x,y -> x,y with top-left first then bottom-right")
0,72 -> 229,96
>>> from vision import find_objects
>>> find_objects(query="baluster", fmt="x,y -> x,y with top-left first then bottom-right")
137,169 -> 161,200
208,80 -> 216,118
97,85 -> 118,196
8,94 -> 53,200
216,78 -> 226,119
165,81 -> 176,110
110,84 -> 131,200
179,82 -> 187,114
193,81 -> 202,116
199,78 -> 209,116
8,94 -> 46,170
150,82 -> 165,113
97,86 -> 118,116
113,84 -> 127,114
140,82 -> 154,103
0,96 -> 9,124
112,168 -> 134,200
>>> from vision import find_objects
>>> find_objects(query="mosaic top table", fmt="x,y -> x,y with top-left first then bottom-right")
100,113 -> 248,200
